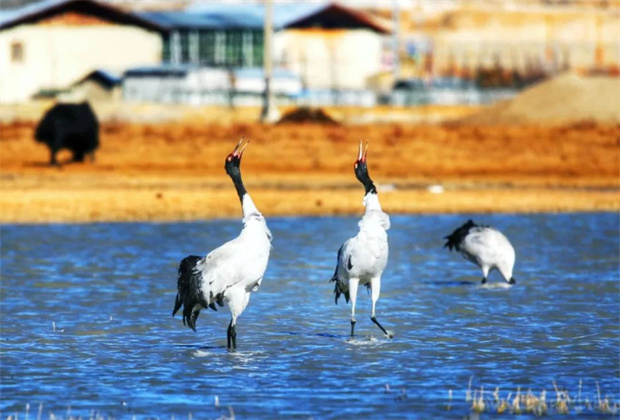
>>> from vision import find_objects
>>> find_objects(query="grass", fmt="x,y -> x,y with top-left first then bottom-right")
452,376 -> 619,416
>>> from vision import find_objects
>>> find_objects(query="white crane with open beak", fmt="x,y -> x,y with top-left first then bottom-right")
329,140 -> 393,338
173,139 -> 272,350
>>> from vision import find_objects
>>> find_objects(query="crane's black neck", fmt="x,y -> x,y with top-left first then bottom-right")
363,177 -> 377,195
228,170 -> 247,203
355,161 -> 376,195
358,171 -> 377,195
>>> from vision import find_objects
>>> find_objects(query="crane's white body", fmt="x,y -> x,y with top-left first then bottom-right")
194,195 -> 271,326
333,193 -> 390,326
458,226 -> 515,282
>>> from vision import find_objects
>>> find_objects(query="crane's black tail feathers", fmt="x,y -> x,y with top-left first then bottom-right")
173,255 -> 207,332
443,219 -> 477,251
330,275 -> 350,305
329,245 -> 350,304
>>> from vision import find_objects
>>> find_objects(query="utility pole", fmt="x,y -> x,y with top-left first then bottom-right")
260,0 -> 280,123
594,13 -> 604,70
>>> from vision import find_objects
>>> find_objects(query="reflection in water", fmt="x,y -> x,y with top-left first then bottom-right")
1,213 -> 619,418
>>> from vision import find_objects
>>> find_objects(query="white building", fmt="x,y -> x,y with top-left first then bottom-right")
0,0 -> 164,104
142,3 -> 390,92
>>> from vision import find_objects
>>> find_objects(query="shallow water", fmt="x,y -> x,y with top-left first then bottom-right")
1,213 -> 619,419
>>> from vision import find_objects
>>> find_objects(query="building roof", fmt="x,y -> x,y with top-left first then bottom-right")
124,64 -> 195,77
139,2 -> 389,33
284,3 -> 389,33
124,64 -> 301,80
72,69 -> 122,88
0,0 -> 165,31
139,9 -> 263,31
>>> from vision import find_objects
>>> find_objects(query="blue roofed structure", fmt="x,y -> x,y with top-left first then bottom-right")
181,2 -> 387,32
180,3 -> 328,30
73,69 -> 122,87
66,69 -> 122,101
137,2 -> 388,68
140,8 -> 265,31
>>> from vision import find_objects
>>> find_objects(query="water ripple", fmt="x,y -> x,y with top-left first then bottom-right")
1,213 -> 619,418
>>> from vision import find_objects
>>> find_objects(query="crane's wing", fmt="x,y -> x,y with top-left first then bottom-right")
172,240 -> 256,332
194,238 -> 245,302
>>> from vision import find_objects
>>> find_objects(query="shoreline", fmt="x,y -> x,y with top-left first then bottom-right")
2,184 -> 618,224
1,121 -> 618,223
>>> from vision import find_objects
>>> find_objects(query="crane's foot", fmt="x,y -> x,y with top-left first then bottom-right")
371,316 -> 393,339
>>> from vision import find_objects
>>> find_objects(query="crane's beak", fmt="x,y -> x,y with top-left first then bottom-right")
232,138 -> 250,159
357,140 -> 368,163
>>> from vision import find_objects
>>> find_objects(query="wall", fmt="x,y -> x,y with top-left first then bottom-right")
275,29 -> 384,91
0,13 -> 161,104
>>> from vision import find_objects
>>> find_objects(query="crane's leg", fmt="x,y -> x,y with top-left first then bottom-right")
481,265 -> 490,284
370,277 -> 392,338
498,265 -> 516,285
224,289 -> 248,351
349,278 -> 359,337
227,319 -> 237,350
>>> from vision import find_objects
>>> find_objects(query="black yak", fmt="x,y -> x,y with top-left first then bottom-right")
35,102 -> 99,166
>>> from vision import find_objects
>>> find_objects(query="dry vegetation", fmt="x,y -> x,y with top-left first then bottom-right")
1,120 -> 618,223
456,378 -> 619,416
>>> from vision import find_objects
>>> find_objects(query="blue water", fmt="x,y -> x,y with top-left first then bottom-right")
1,213 -> 619,419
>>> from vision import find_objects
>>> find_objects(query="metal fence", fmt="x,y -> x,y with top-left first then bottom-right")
123,85 -> 519,107
390,87 -> 519,106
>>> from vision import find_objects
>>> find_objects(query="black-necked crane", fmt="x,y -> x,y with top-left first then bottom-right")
173,139 -> 272,350
329,140 -> 392,338
444,220 -> 516,285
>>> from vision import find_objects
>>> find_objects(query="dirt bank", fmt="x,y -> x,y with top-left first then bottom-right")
463,73 -> 620,125
1,122 -> 618,223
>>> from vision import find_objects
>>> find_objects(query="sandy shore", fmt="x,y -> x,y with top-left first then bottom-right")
1,121 -> 618,223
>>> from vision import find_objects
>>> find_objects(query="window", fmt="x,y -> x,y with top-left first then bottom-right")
252,31 -> 263,67
199,31 -> 215,65
162,34 -> 171,63
242,32 -> 254,67
179,31 -> 190,63
225,31 -> 243,67
214,31 -> 226,65
11,41 -> 24,62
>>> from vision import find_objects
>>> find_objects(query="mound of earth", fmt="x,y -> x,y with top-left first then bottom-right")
462,72 -> 620,125
278,107 -> 338,125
